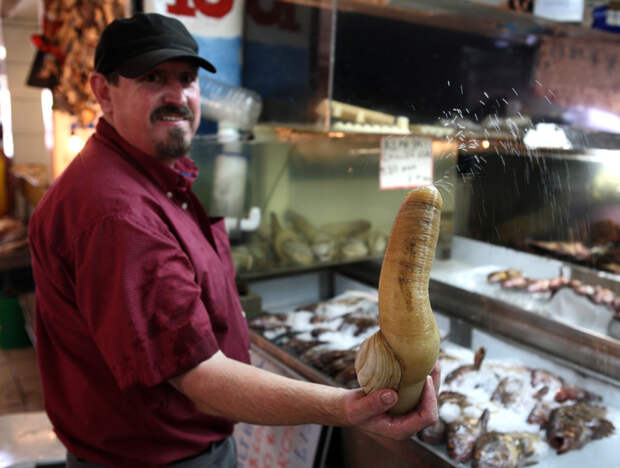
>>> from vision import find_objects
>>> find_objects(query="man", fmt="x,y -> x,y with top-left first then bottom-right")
28,12 -> 440,468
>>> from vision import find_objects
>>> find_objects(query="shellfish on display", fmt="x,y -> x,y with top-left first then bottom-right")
271,212 -> 314,266
355,185 -> 442,414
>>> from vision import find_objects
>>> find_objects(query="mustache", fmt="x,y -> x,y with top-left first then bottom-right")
150,105 -> 194,123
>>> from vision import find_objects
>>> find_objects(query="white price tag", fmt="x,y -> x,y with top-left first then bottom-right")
534,0 -> 584,22
380,136 -> 433,190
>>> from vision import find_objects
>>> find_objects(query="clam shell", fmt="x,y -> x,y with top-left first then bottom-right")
355,330 -> 401,394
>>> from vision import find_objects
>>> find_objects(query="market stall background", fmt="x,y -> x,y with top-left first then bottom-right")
0,0 -> 620,467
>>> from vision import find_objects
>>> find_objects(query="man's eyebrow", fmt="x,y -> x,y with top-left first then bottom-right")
137,70 -> 158,79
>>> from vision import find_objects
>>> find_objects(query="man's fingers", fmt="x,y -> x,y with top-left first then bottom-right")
345,388 -> 398,425
360,376 -> 439,440
419,376 -> 439,423
430,362 -> 441,395
388,376 -> 438,434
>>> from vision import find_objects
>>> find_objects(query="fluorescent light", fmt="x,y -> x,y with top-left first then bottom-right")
523,123 -> 572,150
0,87 -> 13,158
41,89 -> 54,152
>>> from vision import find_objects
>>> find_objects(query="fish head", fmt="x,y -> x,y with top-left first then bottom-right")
419,419 -> 446,444
548,427 -> 580,454
473,445 -> 518,468
446,419 -> 482,462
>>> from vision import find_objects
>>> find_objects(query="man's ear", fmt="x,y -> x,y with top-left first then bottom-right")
90,72 -> 113,115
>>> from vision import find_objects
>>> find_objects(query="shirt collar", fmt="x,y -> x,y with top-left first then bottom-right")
95,118 -> 199,192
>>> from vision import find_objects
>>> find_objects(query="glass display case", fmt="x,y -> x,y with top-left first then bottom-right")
188,134 -> 620,468
190,129 -> 457,276
190,1 -> 620,466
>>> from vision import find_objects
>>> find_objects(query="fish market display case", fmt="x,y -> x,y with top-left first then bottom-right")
189,0 -> 620,466
245,270 -> 620,468
189,128 -> 620,466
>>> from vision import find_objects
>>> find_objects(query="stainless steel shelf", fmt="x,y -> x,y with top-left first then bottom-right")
248,261 -> 620,467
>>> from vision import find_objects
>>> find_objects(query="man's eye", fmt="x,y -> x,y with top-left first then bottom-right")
142,72 -> 162,83
181,72 -> 197,85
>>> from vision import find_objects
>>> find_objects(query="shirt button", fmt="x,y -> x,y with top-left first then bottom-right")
166,192 -> 173,198
181,202 -> 188,210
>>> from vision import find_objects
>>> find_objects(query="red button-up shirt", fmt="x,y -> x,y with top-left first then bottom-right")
28,118 -> 251,467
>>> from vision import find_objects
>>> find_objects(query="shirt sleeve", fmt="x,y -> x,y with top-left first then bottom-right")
73,213 -> 219,390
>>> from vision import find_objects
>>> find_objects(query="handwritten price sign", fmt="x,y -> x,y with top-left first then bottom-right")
234,349 -> 323,468
380,136 -> 433,190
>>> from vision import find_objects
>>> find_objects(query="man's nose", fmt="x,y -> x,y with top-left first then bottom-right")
162,79 -> 187,103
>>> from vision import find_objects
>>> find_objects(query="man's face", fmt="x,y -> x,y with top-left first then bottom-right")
106,60 -> 201,164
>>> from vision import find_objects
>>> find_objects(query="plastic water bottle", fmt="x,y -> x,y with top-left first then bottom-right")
199,76 -> 262,131
200,76 -> 263,235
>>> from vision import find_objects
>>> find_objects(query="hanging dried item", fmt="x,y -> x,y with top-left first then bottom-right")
27,0 -> 126,126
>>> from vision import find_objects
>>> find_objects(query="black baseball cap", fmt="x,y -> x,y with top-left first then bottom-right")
94,13 -> 216,78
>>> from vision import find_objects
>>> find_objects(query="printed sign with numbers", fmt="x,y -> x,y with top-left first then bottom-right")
380,136 -> 433,190
233,349 -> 323,468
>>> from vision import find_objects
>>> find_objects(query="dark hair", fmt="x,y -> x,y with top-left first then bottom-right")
104,71 -> 120,86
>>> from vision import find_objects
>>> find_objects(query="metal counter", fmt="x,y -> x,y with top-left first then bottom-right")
249,332 -> 455,468
337,236 -> 620,382
246,235 -> 620,467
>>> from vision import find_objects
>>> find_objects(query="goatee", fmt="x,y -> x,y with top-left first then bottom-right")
155,127 -> 191,161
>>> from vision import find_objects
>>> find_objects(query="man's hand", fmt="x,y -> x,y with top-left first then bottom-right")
341,362 -> 441,440
171,351 -> 440,433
